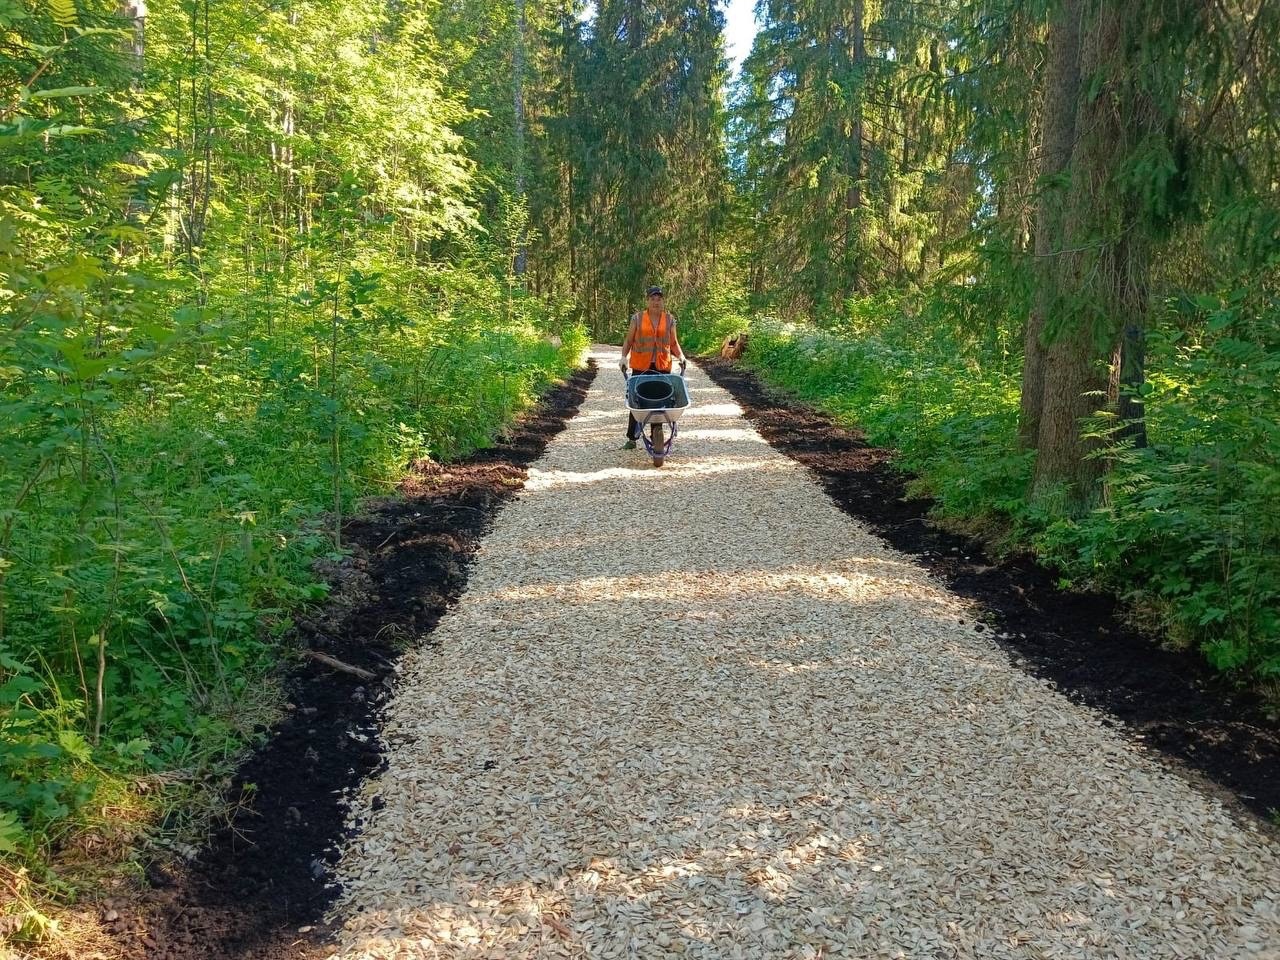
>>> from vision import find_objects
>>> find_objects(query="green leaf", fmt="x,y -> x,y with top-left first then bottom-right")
0,675 -> 42,705
0,810 -> 25,854
37,124 -> 99,140
47,0 -> 76,28
57,341 -> 109,380
57,730 -> 92,763
28,85 -> 101,101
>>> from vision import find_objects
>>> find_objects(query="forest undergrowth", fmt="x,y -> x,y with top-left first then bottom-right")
0,0 -> 585,934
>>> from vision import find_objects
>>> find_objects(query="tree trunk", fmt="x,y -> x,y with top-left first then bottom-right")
844,0 -> 865,295
1032,318 -> 1108,505
119,1 -> 147,229
512,0 -> 528,276
1018,0 -> 1082,451
626,0 -> 642,49
1110,319 -> 1148,447
1031,1 -> 1155,505
121,1 -> 146,70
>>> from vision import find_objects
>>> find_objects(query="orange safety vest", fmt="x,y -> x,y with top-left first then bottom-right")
630,309 -> 673,373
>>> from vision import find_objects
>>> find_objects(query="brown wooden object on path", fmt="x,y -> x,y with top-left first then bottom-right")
720,332 -> 749,360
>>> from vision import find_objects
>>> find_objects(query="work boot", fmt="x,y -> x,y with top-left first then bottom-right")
622,439 -> 637,450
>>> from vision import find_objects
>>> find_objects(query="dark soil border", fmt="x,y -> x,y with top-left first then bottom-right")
699,355 -> 1280,825
104,362 -> 597,960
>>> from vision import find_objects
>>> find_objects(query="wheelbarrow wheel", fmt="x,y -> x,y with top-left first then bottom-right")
650,423 -> 665,467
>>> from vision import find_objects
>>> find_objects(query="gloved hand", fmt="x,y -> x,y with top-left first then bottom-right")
679,358 -> 688,375
618,357 -> 627,374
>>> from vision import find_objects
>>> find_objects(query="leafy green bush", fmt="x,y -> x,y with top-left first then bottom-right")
1,281 -> 582,856
680,272 -> 752,354
1047,299 -> 1280,675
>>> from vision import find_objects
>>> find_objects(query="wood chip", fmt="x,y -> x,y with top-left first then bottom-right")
327,347 -> 1280,959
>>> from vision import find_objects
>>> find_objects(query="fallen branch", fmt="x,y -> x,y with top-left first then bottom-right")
543,916 -> 572,938
302,650 -> 376,681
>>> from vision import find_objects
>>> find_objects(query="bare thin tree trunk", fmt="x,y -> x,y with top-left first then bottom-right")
197,0 -> 213,257
119,1 -> 148,230
513,0 -> 528,276
844,0 -> 866,295
121,0 -> 146,68
1110,320 -> 1148,447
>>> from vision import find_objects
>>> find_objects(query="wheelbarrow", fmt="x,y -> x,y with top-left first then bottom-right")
624,370 -> 692,467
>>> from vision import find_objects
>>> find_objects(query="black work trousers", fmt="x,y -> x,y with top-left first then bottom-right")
625,366 -> 659,439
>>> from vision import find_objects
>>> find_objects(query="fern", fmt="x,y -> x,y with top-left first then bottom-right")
47,0 -> 77,29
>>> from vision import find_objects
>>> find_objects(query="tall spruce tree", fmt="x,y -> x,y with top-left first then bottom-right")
735,0 -> 878,314
529,0 -> 727,333
732,0 -> 993,316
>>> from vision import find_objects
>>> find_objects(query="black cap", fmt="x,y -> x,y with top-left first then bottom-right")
646,285 -> 664,297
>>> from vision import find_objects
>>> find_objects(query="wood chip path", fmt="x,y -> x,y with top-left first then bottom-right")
328,348 -> 1279,959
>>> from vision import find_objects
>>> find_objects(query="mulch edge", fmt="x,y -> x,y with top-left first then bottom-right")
698,354 -> 1280,830
99,360 -> 599,960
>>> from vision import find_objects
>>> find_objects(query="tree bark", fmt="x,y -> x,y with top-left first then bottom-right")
1018,0 -> 1082,451
513,0 -> 528,276
1031,314 -> 1108,505
121,1 -> 146,71
844,0 -> 865,295
1031,1 -> 1155,505
119,1 -> 147,229
1110,319 -> 1148,447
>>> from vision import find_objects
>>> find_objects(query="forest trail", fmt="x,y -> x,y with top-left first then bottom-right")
327,349 -> 1279,960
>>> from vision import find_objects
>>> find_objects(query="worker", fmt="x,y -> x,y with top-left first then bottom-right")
619,285 -> 687,449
